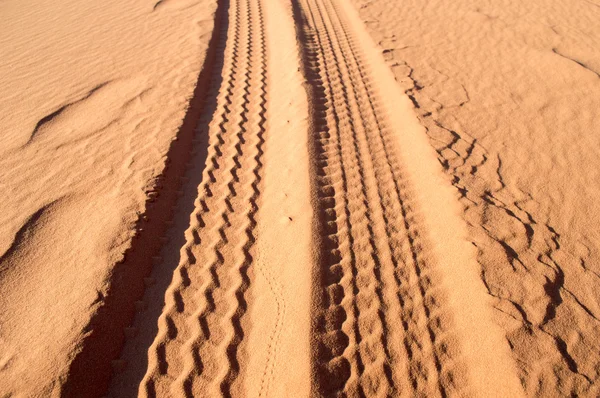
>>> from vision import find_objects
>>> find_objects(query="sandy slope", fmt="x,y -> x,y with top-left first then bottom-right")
2,0 -> 597,396
349,0 -> 600,395
0,0 -> 217,395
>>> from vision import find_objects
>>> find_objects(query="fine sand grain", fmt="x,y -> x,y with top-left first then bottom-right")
1,0 -> 598,396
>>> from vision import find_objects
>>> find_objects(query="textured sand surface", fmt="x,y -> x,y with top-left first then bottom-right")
0,0 -> 597,396
350,0 -> 600,395
115,0 -> 519,396
0,0 -> 218,395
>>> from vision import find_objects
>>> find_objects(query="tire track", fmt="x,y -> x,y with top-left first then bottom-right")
140,0 -> 267,395
295,0 -> 467,396
116,0 -> 521,396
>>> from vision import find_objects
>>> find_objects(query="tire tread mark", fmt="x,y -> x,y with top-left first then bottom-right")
295,0 -> 466,396
141,0 -> 269,396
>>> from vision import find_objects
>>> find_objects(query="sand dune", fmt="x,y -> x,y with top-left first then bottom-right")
0,0 -> 597,396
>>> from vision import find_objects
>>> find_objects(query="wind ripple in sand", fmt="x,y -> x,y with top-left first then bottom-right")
352,0 -> 600,395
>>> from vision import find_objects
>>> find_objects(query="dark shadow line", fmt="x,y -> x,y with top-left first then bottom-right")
59,1 -> 229,396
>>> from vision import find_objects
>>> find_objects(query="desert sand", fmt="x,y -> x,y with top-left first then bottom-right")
350,0 -> 600,395
0,0 -> 598,396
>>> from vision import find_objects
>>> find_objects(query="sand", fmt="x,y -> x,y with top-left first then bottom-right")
0,0 -> 597,396
0,0 -> 218,395
350,0 -> 600,395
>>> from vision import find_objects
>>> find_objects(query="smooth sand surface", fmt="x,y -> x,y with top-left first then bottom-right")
0,0 -> 597,396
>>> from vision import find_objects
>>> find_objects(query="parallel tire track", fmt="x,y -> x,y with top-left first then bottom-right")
140,0 -> 267,396
295,0 -> 466,396
127,0 -> 505,396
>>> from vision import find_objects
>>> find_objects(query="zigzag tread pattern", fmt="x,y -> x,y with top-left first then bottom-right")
139,0 -> 267,396
130,0 -> 480,396
295,0 -> 469,396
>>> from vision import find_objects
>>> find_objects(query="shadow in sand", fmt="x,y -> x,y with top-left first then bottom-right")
61,1 -> 230,396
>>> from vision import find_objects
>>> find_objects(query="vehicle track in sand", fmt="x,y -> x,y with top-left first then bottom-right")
106,0 -> 524,396
294,0 -> 464,395
140,0 -> 267,395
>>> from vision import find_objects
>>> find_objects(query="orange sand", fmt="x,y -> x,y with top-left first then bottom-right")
1,0 -> 598,396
